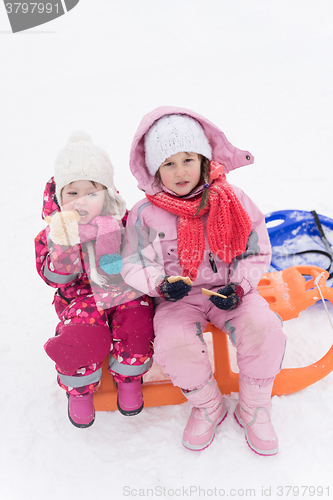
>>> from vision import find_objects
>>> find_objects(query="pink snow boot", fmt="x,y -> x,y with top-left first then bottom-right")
234,379 -> 278,456
117,379 -> 144,416
182,374 -> 227,451
67,392 -> 95,428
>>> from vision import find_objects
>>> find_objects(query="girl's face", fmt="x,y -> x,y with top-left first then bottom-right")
158,152 -> 202,196
61,180 -> 106,224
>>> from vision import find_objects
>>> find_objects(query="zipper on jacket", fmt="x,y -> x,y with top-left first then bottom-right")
209,252 -> 218,273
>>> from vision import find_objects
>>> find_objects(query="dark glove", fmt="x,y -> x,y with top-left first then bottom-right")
156,276 -> 192,302
209,283 -> 244,310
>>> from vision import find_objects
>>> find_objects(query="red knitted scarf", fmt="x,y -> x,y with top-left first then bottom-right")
146,161 -> 252,281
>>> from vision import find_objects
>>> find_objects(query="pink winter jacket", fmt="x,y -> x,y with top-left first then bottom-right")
121,106 -> 272,299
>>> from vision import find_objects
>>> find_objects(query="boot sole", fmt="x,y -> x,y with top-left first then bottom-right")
182,406 -> 228,451
117,397 -> 144,416
68,411 -> 95,428
234,404 -> 278,456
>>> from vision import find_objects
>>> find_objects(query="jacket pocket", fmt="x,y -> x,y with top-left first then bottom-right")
150,224 -> 178,248
150,224 -> 180,274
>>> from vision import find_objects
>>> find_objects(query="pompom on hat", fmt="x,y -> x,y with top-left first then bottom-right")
54,131 -> 126,220
144,114 -> 212,176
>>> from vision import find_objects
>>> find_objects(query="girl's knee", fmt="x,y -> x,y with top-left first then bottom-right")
153,343 -> 212,390
225,304 -> 285,354
111,297 -> 154,353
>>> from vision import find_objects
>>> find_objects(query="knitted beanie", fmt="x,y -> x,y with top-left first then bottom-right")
144,114 -> 212,176
54,131 -> 126,220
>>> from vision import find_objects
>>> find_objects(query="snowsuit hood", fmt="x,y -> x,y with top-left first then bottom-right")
129,106 -> 254,195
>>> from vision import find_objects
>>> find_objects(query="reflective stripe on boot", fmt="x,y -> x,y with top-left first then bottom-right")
182,374 -> 227,451
234,380 -> 278,456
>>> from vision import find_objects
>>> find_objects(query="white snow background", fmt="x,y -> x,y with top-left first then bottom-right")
1,1 -> 333,499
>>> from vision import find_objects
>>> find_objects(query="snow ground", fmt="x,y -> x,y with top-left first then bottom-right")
1,1 -> 333,499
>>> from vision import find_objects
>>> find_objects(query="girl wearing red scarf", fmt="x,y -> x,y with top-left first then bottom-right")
121,107 -> 286,455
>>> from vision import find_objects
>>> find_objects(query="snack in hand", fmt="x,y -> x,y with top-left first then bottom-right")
202,288 -> 227,299
167,276 -> 193,286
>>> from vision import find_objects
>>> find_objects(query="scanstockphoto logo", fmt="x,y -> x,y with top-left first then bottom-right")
3,0 -> 80,32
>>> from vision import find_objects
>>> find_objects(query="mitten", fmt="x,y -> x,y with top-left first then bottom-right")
209,283 -> 244,310
44,324 -> 112,375
45,210 -> 81,246
156,276 -> 192,302
99,253 -> 123,275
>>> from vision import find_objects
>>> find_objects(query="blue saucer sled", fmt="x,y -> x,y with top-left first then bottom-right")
265,210 -> 333,284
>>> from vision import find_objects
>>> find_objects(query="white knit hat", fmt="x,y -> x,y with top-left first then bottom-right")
144,114 -> 212,176
54,131 -> 126,220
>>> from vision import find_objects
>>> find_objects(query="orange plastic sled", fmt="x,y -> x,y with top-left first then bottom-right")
93,265 -> 333,411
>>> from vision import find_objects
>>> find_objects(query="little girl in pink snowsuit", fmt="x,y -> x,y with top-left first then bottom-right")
121,107 -> 286,455
35,131 -> 154,428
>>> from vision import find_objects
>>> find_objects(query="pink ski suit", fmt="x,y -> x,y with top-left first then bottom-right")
35,178 -> 154,396
121,106 -> 286,391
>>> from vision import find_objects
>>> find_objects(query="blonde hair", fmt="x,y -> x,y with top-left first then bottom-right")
96,183 -> 125,220
92,182 -> 114,216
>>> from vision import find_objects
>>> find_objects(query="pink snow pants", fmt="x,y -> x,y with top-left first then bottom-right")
153,289 -> 286,391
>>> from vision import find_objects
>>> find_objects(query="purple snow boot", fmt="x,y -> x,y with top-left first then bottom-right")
182,374 -> 227,451
67,393 -> 95,428
117,379 -> 144,416
234,379 -> 278,456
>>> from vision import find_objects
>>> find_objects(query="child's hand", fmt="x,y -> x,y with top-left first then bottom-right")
209,283 -> 244,310
45,210 -> 81,246
156,275 -> 192,302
